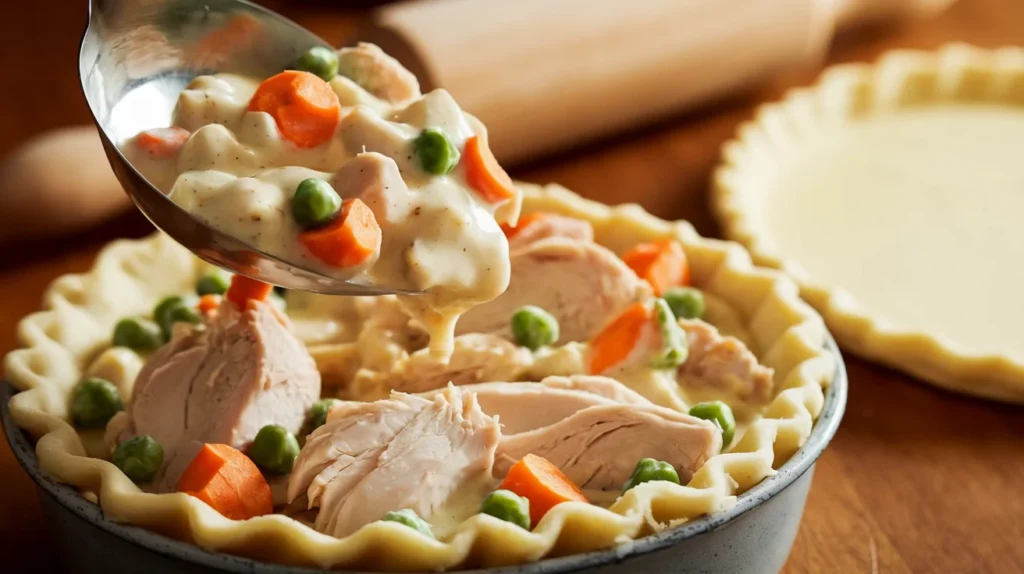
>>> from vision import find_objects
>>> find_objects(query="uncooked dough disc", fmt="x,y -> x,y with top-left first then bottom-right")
714,43 -> 1024,404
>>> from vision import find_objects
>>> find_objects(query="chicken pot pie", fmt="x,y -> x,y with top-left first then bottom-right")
6,43 -> 834,572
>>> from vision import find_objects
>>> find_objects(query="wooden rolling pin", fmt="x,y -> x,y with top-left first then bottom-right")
355,0 -> 958,163
0,0 -> 955,243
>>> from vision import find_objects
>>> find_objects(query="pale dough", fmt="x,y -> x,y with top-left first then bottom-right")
764,105 -> 1024,359
714,44 -> 1024,403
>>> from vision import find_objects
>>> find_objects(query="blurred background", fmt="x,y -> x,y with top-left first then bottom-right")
2,1 -> 1023,572
3,0 -> 1020,257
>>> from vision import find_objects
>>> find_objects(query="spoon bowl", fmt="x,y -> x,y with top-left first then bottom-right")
79,0 -> 413,296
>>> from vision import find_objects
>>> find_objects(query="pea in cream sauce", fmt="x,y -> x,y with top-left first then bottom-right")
122,72 -> 519,360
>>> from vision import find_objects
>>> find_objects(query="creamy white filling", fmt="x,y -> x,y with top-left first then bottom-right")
124,71 -> 519,359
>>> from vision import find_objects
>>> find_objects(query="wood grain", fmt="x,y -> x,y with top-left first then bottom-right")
1,1 -> 1022,572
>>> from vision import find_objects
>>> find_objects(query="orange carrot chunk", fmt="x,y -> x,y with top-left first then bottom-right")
248,70 -> 341,149
197,294 -> 221,315
220,445 -> 275,520
622,239 -> 690,296
500,212 -> 548,238
499,454 -> 588,526
192,472 -> 250,521
464,135 -> 517,204
587,302 -> 652,375
135,127 -> 190,159
225,275 -> 273,308
177,444 -> 272,521
299,198 -> 381,268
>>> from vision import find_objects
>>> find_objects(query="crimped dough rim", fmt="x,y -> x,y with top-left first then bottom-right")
712,43 -> 1024,405
5,183 -> 835,571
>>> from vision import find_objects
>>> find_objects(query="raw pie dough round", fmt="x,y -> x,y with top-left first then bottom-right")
714,44 -> 1024,404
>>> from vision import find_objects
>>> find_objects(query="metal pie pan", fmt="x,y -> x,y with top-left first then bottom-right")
2,337 -> 846,574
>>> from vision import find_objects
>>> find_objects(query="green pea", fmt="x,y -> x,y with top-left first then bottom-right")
413,128 -> 460,175
650,298 -> 689,369
112,317 -> 164,351
480,489 -> 531,530
248,424 -> 300,475
292,178 -> 341,229
381,508 -> 434,538
622,458 -> 680,493
294,46 -> 339,82
196,270 -> 232,296
689,401 -> 736,449
663,286 -> 705,320
153,296 -> 201,339
71,378 -> 124,429
153,296 -> 188,338
307,398 -> 341,434
510,305 -> 560,351
113,435 -> 164,484
167,304 -> 201,328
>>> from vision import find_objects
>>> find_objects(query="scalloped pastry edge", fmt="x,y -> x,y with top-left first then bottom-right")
712,43 -> 1024,405
5,183 -> 835,571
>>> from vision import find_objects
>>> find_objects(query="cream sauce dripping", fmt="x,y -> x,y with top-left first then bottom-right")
122,70 -> 519,360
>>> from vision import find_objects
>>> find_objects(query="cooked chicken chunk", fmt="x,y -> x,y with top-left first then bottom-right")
532,375 -> 652,405
350,333 -> 532,398
508,214 -> 594,250
494,403 -> 721,490
288,386 -> 500,538
330,152 -> 412,223
104,301 -> 320,492
456,238 -> 651,343
337,42 -> 421,103
423,375 -> 650,434
287,394 -> 427,508
678,318 -> 774,403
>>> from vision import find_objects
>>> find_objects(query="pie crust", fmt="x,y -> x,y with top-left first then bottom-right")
713,43 -> 1024,405
5,183 -> 835,571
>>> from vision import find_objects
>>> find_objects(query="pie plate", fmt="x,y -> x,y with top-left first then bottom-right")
4,183 -> 842,572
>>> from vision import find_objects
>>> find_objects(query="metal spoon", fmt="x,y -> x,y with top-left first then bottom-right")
79,0 -> 415,296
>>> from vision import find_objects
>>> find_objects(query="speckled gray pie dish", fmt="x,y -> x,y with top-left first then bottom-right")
2,337 -> 846,574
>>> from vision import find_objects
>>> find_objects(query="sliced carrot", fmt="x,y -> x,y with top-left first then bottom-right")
299,198 -> 381,268
587,302 -> 652,375
221,448 -> 274,520
135,127 -> 190,158
248,70 -> 341,149
499,212 -> 548,238
188,472 -> 249,521
225,275 -> 273,308
197,294 -> 221,315
499,454 -> 588,526
177,444 -> 228,491
464,135 -> 517,204
177,444 -> 272,520
622,239 -> 690,296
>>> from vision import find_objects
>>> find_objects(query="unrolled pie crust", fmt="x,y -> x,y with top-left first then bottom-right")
5,183 -> 834,571
713,43 -> 1024,404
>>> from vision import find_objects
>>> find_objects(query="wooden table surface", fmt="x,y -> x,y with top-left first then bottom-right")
1,1 -> 1022,572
